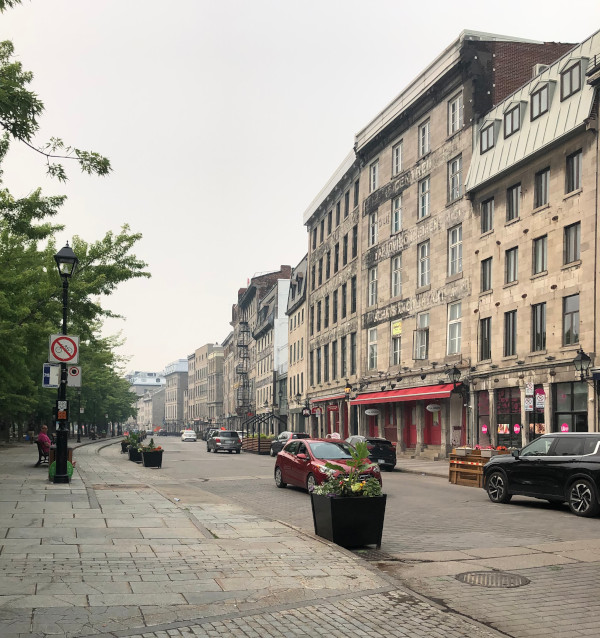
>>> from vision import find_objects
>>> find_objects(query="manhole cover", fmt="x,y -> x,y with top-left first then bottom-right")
456,571 -> 530,588
352,548 -> 394,561
92,484 -> 150,490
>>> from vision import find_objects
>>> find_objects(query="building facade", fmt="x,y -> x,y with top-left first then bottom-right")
163,359 -> 188,432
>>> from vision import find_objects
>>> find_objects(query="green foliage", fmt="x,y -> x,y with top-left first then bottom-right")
312,441 -> 383,498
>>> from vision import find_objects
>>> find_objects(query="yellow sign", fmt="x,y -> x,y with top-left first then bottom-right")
391,320 -> 402,336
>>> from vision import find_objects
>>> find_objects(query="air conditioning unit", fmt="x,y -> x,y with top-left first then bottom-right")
532,63 -> 549,78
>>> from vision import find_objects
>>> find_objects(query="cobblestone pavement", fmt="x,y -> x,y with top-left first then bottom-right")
0,441 -> 503,638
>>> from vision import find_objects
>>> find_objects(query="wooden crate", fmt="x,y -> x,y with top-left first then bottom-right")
449,453 -> 486,488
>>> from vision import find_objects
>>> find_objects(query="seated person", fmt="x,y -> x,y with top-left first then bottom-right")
35,425 -> 52,466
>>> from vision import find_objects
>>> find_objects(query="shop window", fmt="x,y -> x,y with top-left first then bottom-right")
555,382 -> 588,432
496,387 -> 521,447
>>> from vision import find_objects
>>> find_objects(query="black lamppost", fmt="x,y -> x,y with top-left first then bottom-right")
573,349 -> 592,381
54,242 -> 78,484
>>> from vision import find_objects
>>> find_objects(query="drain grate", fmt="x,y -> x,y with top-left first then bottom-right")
456,571 -> 530,588
92,484 -> 150,490
352,548 -> 395,561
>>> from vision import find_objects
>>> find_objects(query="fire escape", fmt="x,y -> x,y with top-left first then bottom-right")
236,321 -> 251,416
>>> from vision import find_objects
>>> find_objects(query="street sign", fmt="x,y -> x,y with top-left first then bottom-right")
49,334 -> 79,364
524,397 -> 534,412
535,392 -> 546,409
56,400 -> 68,421
525,382 -> 534,396
68,366 -> 82,387
302,407 -> 311,417
42,363 -> 59,388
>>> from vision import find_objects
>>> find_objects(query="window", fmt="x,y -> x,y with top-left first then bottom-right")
561,62 -> 581,100
311,264 -> 316,291
391,254 -> 402,298
316,347 -> 321,384
334,243 -> 339,273
447,302 -> 462,355
310,305 -> 314,336
327,210 -> 332,236
326,251 -> 331,279
340,335 -> 347,377
418,120 -> 430,156
368,328 -> 378,370
350,276 -> 357,313
353,180 -> 359,208
319,219 -> 324,243
323,344 -> 329,383
341,283 -> 347,318
316,301 -> 321,332
418,240 -> 430,287
481,197 -> 494,233
350,332 -> 357,375
448,225 -> 462,276
534,168 -> 550,208
391,325 -> 401,366
351,225 -> 358,258
392,141 -> 402,176
505,247 -> 518,284
318,258 -> 323,286
368,266 -> 378,306
324,295 -> 329,328
392,195 -> 402,233
331,340 -> 337,380
533,236 -> 547,275
368,212 -> 378,246
342,233 -> 348,265
332,289 -> 338,324
481,257 -> 492,292
309,350 -> 314,386
418,177 -> 430,219
448,93 -> 463,135
369,160 -> 379,192
532,303 -> 546,351
414,313 -> 429,360
504,310 -> 517,356
563,294 -> 579,346
335,202 -> 341,227
480,124 -> 494,153
312,228 -> 317,250
566,150 -> 582,193
531,85 -> 549,120
448,155 -> 462,201
506,183 -> 521,221
480,317 -> 492,360
344,191 -> 350,218
564,222 -> 581,264
504,105 -> 520,137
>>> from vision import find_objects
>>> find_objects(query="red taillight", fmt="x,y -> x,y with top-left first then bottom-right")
214,438 -> 221,443
366,444 -> 374,450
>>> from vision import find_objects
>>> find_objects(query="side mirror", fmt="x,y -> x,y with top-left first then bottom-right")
296,453 -> 308,461
511,449 -> 520,459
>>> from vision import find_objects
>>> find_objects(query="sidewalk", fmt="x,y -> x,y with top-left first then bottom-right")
0,441 -> 499,638
395,455 -> 449,479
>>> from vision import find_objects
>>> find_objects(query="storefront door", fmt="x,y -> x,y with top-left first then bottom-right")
403,401 -> 417,448
423,405 -> 441,445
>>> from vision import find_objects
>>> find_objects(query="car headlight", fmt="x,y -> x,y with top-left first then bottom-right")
371,464 -> 380,473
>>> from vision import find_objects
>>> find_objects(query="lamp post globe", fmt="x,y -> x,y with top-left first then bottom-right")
53,242 -> 78,484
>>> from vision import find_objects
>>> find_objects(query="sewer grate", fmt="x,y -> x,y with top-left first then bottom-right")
352,548 -> 395,561
456,571 -> 530,588
92,484 -> 150,490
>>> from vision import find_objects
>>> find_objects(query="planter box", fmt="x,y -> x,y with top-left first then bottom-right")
242,437 -> 272,455
481,449 -> 498,458
454,448 -> 473,456
128,447 -> 142,463
141,450 -> 163,468
120,441 -> 130,454
310,493 -> 386,549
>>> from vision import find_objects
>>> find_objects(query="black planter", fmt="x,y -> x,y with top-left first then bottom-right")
310,493 -> 387,549
128,447 -> 142,463
120,441 -> 130,454
141,450 -> 163,468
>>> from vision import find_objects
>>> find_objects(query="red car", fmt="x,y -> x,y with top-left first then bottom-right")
274,438 -> 382,492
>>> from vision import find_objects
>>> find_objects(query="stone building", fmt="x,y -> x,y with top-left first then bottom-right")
221,331 -> 236,429
163,359 -> 188,432
207,347 -> 224,425
187,343 -> 222,429
465,30 -> 600,447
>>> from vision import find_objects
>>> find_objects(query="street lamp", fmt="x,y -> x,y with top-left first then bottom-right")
573,349 -> 592,381
53,242 -> 78,484
448,366 -> 462,389
344,378 -> 352,397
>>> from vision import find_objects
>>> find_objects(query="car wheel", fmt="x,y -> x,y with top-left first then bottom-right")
568,479 -> 600,517
274,466 -> 287,488
486,471 -> 512,504
306,473 -> 317,493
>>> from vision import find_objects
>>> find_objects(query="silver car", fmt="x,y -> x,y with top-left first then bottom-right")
207,430 -> 242,454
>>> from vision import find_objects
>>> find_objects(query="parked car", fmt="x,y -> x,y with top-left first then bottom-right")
157,429 -> 168,437
204,428 -> 218,441
274,438 -> 382,492
483,433 -> 600,517
270,431 -> 310,457
346,435 -> 397,471
207,430 -> 242,454
181,429 -> 197,442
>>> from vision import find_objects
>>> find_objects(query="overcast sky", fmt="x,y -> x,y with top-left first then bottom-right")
2,1 -> 599,373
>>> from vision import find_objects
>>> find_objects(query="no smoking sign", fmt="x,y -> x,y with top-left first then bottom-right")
49,334 -> 79,364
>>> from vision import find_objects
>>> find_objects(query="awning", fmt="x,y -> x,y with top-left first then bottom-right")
311,394 -> 346,403
350,383 -> 457,405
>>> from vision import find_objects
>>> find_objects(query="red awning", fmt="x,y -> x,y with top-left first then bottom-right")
350,383 -> 457,405
311,394 -> 346,403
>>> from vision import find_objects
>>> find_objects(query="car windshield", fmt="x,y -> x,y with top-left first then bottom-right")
308,441 -> 353,460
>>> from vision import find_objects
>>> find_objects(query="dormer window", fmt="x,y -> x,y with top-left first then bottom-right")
561,61 -> 581,100
480,124 -> 495,153
531,84 -> 549,120
504,105 -> 520,138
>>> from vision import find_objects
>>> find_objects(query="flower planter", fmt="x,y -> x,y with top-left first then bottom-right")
141,450 -> 163,468
310,493 -> 387,549
481,449 -> 498,458
454,448 -> 473,456
128,447 -> 142,463
120,441 -> 130,454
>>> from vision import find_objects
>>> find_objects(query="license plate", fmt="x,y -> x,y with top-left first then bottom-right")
378,459 -> 385,464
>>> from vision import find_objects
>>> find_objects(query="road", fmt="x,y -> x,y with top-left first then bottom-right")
103,438 -> 600,637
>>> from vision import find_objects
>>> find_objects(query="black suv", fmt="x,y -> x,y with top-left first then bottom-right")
483,433 -> 600,517
346,435 -> 397,471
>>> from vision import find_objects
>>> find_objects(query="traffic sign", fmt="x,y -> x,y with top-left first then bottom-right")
42,363 -> 59,388
49,334 -> 79,364
56,400 -> 68,421
68,366 -> 82,387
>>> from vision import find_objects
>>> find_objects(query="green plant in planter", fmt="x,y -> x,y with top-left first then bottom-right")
128,432 -> 140,447
139,438 -> 162,452
312,441 -> 382,498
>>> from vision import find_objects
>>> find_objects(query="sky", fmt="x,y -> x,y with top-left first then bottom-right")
2,1 -> 599,373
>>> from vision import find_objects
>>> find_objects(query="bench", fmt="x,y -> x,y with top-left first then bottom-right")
35,441 -> 49,466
